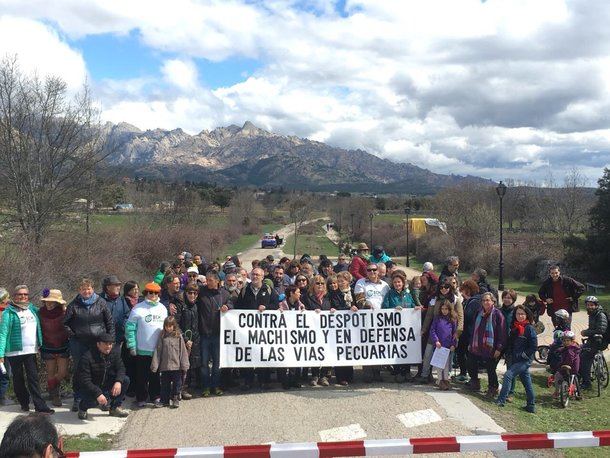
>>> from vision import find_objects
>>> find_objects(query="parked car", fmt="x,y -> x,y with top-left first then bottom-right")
261,233 -> 277,249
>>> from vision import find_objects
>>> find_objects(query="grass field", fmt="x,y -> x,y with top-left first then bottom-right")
63,434 -> 114,453
284,225 -> 340,257
463,369 -> 610,457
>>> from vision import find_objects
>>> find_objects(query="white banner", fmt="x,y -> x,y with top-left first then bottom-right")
220,309 -> 422,368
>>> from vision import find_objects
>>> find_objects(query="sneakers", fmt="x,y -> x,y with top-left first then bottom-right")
170,397 -> 180,409
99,404 -> 109,412
50,387 -> 62,407
309,377 -> 319,386
319,377 -> 330,387
486,387 -> 499,398
137,401 -> 147,408
454,374 -> 469,383
109,407 -> 129,417
153,398 -> 163,408
202,389 -> 211,397
71,400 -> 79,412
524,405 -> 536,414
212,388 -> 223,396
78,410 -> 88,420
439,380 -> 452,391
181,391 -> 193,400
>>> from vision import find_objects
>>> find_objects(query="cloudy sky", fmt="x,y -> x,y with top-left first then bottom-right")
1,0 -> 609,184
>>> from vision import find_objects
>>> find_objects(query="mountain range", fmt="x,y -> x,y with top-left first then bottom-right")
103,121 -> 492,193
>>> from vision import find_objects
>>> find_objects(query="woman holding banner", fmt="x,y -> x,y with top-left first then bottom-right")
278,285 -> 306,389
304,275 -> 332,387
332,271 -> 359,386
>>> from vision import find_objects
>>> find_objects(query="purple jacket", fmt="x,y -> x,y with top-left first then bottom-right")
558,344 -> 581,375
469,308 -> 506,359
429,316 -> 457,348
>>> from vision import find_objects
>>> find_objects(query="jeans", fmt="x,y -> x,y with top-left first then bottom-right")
7,354 -> 50,411
497,360 -> 534,407
79,375 -> 129,411
160,370 -> 183,403
579,341 -> 602,385
200,336 -> 220,389
0,359 -> 11,399
70,339 -> 93,402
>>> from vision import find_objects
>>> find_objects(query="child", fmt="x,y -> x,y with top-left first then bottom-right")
125,282 -> 168,408
39,289 -> 69,407
552,331 -> 581,398
410,276 -> 423,308
547,309 -> 572,373
150,316 -> 190,408
427,299 -> 458,390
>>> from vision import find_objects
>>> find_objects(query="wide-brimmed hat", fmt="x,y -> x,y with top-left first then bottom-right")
356,243 -> 369,251
40,289 -> 66,305
102,275 -> 121,287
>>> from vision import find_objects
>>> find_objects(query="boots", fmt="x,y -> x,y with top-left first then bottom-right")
48,380 -> 62,407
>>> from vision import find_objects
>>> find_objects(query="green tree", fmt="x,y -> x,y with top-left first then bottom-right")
212,189 -> 232,212
586,168 -> 610,278
98,183 -> 126,207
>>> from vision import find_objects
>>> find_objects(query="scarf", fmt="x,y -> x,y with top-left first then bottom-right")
80,293 -> 98,306
315,292 -> 325,305
12,300 -> 30,310
512,320 -> 528,336
145,299 -> 159,307
472,308 -> 495,353
126,295 -> 138,308
340,287 -> 353,306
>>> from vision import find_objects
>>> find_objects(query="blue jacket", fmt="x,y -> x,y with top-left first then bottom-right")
100,293 -> 131,344
382,288 -> 415,309
462,295 -> 482,340
508,323 -> 538,364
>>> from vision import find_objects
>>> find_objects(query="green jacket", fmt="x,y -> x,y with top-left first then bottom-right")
0,304 -> 43,358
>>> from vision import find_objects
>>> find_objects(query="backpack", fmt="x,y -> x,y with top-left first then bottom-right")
603,311 -> 610,346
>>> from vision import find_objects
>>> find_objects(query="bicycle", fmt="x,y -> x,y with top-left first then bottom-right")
583,336 -> 609,397
556,365 -> 582,408
534,345 -> 549,364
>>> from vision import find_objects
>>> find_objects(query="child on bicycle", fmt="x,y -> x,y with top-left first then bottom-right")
578,296 -> 608,390
552,331 -> 580,399
547,309 -> 572,373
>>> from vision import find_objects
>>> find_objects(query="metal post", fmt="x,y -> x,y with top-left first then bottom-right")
496,182 -> 507,291
369,212 -> 374,249
350,213 -> 354,239
404,207 -> 411,267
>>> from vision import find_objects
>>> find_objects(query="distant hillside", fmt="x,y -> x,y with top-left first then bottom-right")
102,121 -> 492,194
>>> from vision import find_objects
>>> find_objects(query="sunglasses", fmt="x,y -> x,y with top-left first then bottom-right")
186,291 -> 198,295
367,269 -> 377,272
297,278 -> 307,282
441,284 -> 451,289
15,292 -> 29,296
315,282 -> 325,285
146,291 -> 160,296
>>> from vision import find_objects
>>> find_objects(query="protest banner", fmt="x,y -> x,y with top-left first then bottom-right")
220,309 -> 422,368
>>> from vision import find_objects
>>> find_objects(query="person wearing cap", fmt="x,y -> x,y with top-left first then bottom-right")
0,285 -> 54,414
75,332 -> 129,419
370,246 -> 391,264
0,287 -> 10,405
186,266 -> 205,287
39,289 -> 69,407
100,276 -> 131,347
422,262 -> 434,274
349,243 -> 370,281
64,278 -> 114,412
125,282 -> 167,407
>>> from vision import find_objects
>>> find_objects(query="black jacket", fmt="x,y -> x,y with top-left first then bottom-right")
583,307 -> 608,338
328,289 -> 356,310
538,275 -> 585,312
64,295 -> 114,344
179,297 -> 201,368
75,346 -> 125,398
303,293 -> 331,311
233,283 -> 279,310
160,290 -> 185,315
198,287 -> 231,337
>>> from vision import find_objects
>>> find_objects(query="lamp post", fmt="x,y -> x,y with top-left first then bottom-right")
404,206 -> 412,267
350,213 -> 354,240
495,181 -> 508,291
368,212 -> 375,249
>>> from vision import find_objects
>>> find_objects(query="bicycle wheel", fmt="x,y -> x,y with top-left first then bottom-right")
535,345 -> 549,364
599,353 -> 610,389
595,356 -> 602,397
574,377 -> 582,400
560,380 -> 570,408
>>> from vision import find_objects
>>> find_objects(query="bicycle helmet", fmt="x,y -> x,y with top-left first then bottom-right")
562,330 -> 575,340
554,309 -> 570,320
584,295 -> 599,305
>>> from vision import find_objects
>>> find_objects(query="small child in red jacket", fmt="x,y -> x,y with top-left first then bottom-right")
552,331 -> 581,398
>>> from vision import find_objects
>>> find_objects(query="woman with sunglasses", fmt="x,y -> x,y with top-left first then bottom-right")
125,282 -> 168,407
303,275 -> 332,386
178,282 -> 201,400
295,275 -> 309,297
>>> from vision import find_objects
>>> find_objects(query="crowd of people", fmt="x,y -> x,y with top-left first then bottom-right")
0,244 -> 607,420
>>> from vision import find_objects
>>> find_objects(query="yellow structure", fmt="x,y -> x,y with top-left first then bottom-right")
403,217 -> 447,236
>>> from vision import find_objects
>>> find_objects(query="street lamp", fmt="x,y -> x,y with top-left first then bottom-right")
368,212 -> 375,249
495,181 -> 508,291
350,213 -> 354,240
404,206 -> 412,267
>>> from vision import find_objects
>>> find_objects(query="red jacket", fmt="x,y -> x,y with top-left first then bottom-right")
349,256 -> 368,281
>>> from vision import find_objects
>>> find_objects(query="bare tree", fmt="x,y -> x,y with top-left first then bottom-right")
0,56 -> 109,243
288,194 -> 313,259
555,168 -> 591,237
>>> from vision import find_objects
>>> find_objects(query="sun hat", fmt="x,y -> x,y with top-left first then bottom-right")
356,243 -> 369,251
40,289 -> 66,305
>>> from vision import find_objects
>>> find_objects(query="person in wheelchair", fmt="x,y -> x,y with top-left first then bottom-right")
552,331 -> 581,399
579,296 -> 608,390
547,309 -> 572,373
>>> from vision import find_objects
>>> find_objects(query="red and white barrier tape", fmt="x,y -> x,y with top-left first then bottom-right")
65,430 -> 610,457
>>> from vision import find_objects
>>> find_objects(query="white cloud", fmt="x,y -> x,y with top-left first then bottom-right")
3,0 -> 610,183
0,15 -> 87,91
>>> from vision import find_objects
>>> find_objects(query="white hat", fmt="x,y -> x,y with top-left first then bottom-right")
187,266 -> 199,274
423,262 -> 434,273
